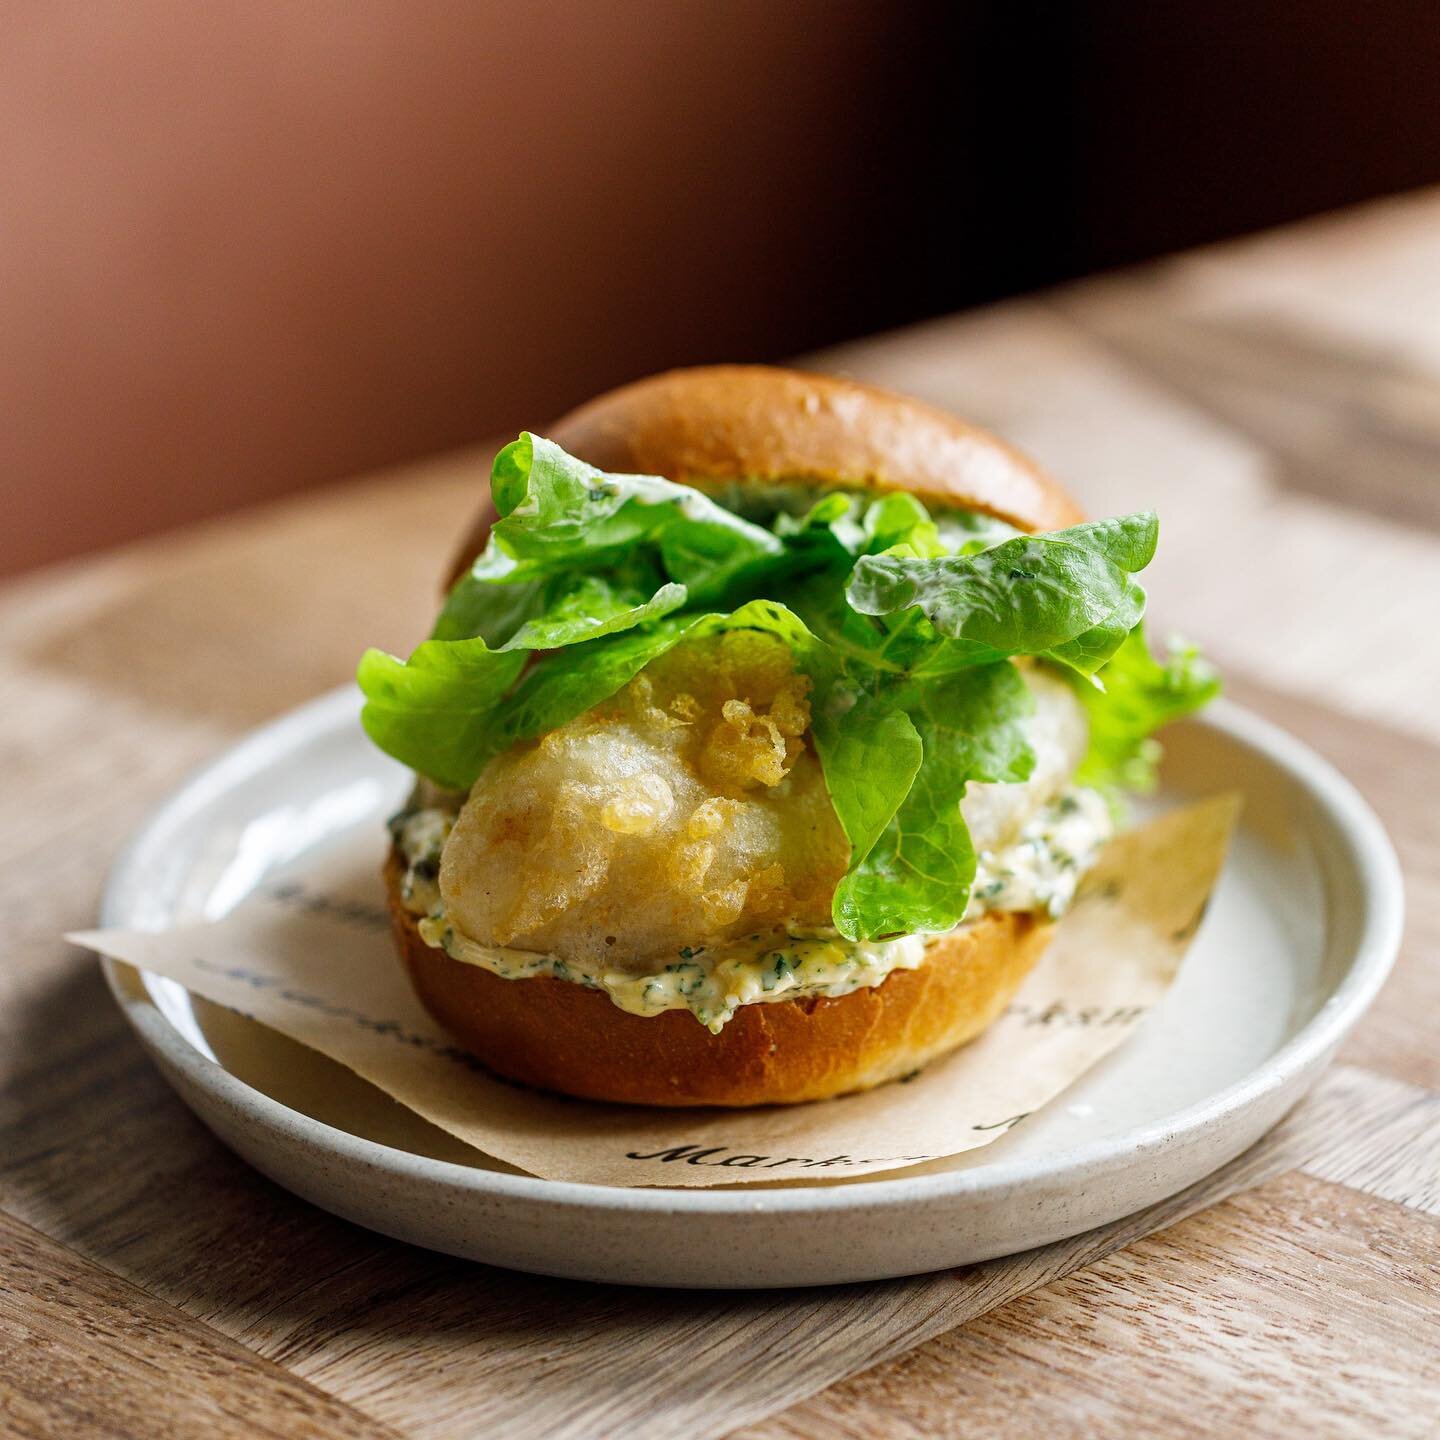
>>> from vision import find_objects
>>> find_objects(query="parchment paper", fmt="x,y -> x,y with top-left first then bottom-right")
71,795 -> 1238,1187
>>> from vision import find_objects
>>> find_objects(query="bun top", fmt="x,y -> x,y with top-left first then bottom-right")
552,365 -> 1081,529
446,365 -> 1082,587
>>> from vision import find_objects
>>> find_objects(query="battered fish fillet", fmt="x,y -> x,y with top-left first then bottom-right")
439,635 -> 1087,969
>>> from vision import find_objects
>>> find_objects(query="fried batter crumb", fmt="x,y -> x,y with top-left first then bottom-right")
439,633 -> 849,968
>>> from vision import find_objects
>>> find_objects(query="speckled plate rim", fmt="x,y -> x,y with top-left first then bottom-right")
97,690 -> 1402,1246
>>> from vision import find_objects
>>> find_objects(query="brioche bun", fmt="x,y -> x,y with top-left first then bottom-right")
388,851 -> 1053,1108
447,364 -> 1081,587
407,365 -> 1079,1107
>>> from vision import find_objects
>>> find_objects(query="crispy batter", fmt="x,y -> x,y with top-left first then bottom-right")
440,650 -> 1089,969
440,633 -> 850,967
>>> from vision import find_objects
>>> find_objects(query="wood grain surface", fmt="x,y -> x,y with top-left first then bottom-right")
740,1175 -> 1440,1440
4,189 -> 1440,1438
0,1213 -> 398,1440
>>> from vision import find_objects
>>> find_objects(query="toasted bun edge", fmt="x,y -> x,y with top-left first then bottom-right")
446,364 -> 1083,588
386,850 -> 1053,1108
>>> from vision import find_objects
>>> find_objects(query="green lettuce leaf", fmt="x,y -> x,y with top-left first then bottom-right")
1074,625 -> 1220,792
831,662 -> 1035,938
432,546 -> 674,647
776,489 -> 945,559
494,578 -> 687,652
360,598 -> 835,794
845,512 -> 1158,672
358,638 -> 528,792
1046,574 -> 1146,679
460,620 -> 696,774
489,433 -> 781,598
808,694 -> 923,873
430,433 -> 783,651
359,432 -> 1214,941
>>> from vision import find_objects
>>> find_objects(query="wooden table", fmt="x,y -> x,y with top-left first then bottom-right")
4,189 -> 1439,1439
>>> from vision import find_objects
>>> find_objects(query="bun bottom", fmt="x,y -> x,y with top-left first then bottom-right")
385,852 -> 1053,1108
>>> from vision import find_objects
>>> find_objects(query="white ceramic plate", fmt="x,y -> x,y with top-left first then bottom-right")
99,689 -> 1401,1288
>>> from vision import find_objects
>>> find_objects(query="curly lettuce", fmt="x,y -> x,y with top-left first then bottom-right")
359,433 -> 1216,939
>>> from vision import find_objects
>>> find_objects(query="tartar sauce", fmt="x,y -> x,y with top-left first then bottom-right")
967,787 -> 1113,920
418,918 -> 928,1034
389,781 -> 1113,1032
388,806 -> 453,916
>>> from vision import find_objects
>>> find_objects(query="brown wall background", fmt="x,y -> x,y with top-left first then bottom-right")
5,2 -> 1440,577
2,2 -> 933,575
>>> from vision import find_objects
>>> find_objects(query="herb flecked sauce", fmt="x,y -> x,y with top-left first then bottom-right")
390,784 -> 1111,1033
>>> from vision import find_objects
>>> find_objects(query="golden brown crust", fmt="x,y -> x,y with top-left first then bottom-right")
446,365 -> 1083,588
386,850 -> 1054,1107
